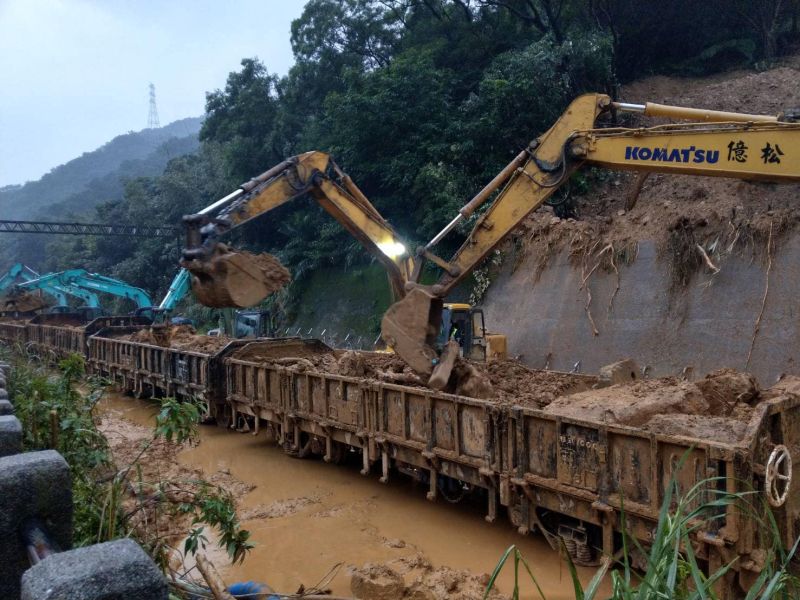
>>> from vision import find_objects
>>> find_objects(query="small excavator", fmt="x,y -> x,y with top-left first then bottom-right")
182,93 -> 800,388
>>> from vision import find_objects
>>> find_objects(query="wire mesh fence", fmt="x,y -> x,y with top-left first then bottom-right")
277,326 -> 383,351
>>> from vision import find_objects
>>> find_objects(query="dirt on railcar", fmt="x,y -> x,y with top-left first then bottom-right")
120,324 -> 232,353
544,368 -> 771,444
230,340 -> 599,407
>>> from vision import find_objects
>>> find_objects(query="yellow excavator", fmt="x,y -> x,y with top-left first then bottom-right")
180,151 -> 505,365
182,93 -> 800,388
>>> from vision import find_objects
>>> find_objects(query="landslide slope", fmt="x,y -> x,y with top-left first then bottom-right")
482,57 -> 800,383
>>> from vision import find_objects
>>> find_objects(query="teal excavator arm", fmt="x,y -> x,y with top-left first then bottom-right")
1,263 -> 102,308
158,269 -> 191,311
15,269 -> 152,309
0,264 -> 29,292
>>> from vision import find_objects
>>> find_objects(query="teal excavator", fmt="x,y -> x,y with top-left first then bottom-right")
10,269 -> 152,316
1,264 -> 101,316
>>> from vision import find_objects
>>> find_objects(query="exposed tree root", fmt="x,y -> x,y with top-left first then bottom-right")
746,221 -> 773,370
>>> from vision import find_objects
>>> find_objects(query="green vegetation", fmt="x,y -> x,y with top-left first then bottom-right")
485,476 -> 800,599
5,352 -> 252,573
11,1 -> 800,326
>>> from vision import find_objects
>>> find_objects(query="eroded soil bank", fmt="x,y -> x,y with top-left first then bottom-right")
98,392 -> 610,599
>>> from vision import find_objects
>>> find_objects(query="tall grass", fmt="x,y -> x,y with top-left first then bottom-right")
485,475 -> 800,599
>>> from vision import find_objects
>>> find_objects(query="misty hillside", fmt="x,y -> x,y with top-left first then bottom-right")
0,117 -> 202,220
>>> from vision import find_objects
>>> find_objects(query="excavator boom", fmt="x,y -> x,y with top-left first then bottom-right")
181,151 -> 414,307
383,94 -> 800,380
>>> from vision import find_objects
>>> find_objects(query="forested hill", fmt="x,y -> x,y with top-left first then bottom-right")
0,117 -> 202,220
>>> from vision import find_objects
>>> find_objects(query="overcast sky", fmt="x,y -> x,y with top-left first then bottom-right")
0,0 -> 307,187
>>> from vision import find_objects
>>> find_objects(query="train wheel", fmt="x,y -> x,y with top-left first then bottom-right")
284,432 -> 312,459
328,441 -> 346,465
215,404 -> 232,428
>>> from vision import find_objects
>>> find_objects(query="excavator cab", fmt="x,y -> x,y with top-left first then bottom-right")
235,309 -> 272,338
438,304 -> 487,362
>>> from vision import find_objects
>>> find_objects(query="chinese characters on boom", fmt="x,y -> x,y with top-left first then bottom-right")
728,140 -> 786,164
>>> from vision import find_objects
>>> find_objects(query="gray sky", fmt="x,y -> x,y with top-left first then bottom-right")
0,0 -> 307,187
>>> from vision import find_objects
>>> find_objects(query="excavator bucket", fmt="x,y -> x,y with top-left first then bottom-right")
381,288 -> 444,380
181,243 -> 291,308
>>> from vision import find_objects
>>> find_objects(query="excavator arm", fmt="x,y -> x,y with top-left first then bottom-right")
382,93 -> 800,382
13,269 -> 152,310
181,151 -> 414,305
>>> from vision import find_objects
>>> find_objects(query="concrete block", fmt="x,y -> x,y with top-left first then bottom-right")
21,539 -> 168,600
0,399 -> 13,415
0,415 -> 22,456
0,450 -> 72,599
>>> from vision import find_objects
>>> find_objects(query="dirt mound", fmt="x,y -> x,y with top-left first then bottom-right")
545,368 -> 765,442
2,291 -> 50,313
483,359 -> 597,407
235,340 -> 598,406
515,58 -> 800,290
122,325 -> 232,353
349,554 -> 505,600
232,338 -> 332,361
645,414 -> 749,445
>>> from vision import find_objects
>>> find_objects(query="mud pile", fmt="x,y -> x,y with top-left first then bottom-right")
545,368 -> 764,444
2,291 -> 50,313
350,554 -> 505,600
121,325 -> 232,353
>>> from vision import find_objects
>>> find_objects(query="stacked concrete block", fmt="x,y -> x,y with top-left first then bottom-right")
0,364 -> 169,600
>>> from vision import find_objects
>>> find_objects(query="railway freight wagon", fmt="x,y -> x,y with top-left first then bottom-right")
87,327 -> 252,421
223,339 -> 800,599
225,339 -> 503,511
0,313 -> 151,358
0,319 -> 27,345
500,392 -> 800,595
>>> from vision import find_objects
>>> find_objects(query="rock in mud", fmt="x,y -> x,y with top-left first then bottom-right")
453,360 -> 494,399
337,350 -> 367,377
350,564 -> 405,600
598,359 -> 640,385
695,368 -> 759,412
544,378 -> 709,427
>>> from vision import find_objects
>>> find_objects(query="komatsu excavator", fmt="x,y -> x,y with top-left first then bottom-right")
182,93 -> 800,388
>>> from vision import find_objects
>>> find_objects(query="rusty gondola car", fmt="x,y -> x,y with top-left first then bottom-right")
1,326 -> 798,597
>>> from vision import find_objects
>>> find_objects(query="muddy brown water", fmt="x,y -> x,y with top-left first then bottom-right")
101,392 -> 611,599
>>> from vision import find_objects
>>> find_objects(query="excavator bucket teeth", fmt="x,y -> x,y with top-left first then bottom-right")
381,288 -> 443,378
181,243 -> 291,308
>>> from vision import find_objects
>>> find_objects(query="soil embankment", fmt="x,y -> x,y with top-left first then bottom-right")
483,57 -> 800,383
